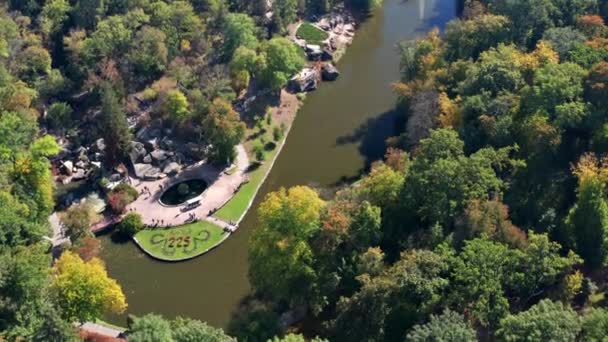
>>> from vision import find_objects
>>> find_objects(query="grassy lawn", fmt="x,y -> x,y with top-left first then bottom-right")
134,221 -> 227,261
95,319 -> 126,331
214,146 -> 279,222
297,22 -> 329,45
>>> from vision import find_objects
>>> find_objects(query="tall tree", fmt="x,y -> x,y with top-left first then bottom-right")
565,154 -> 608,268
201,98 -> 245,165
99,84 -> 131,167
249,186 -> 325,305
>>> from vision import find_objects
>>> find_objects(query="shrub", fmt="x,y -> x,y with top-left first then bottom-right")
107,183 -> 138,214
142,88 -> 158,101
47,102 -> 73,130
273,126 -> 283,142
253,142 -> 266,162
118,213 -> 144,237
113,183 -> 138,201
75,236 -> 101,262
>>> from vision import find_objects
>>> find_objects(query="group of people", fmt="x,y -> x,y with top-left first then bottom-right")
149,218 -> 167,228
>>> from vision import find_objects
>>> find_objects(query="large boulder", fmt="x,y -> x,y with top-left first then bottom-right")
163,162 -> 181,175
91,138 -> 105,153
321,49 -> 333,61
322,63 -> 340,81
305,44 -> 324,61
128,141 -> 147,164
288,68 -> 318,93
72,168 -> 86,180
61,160 -> 73,175
150,149 -> 168,164
133,163 -> 161,179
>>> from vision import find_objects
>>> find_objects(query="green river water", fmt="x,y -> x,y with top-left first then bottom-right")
100,0 -> 458,327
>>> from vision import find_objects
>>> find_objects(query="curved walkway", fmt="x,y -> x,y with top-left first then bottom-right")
126,145 -> 249,230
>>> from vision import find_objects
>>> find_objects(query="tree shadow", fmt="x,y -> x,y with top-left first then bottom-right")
335,106 -> 405,173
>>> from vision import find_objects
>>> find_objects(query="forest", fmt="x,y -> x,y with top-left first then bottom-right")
3,0 -> 608,341
245,0 -> 608,341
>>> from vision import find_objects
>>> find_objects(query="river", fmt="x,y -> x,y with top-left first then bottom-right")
100,0 -> 458,328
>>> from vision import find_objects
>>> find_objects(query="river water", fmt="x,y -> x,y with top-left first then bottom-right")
100,0 -> 458,327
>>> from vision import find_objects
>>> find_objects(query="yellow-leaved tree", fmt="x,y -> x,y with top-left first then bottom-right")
52,251 -> 127,322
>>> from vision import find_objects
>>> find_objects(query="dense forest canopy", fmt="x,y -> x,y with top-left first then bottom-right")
4,0 -> 608,340
244,0 -> 608,341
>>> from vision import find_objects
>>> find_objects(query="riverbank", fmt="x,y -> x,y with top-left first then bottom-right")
212,10 -> 358,225
99,0 -> 459,327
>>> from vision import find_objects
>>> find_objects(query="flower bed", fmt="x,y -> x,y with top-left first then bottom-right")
133,221 -> 227,261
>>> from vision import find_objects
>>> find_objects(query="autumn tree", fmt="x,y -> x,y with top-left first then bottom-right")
52,251 -> 127,322
202,98 -> 245,165
249,186 -> 325,305
565,153 -> 608,268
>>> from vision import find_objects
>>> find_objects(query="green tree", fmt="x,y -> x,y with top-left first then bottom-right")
202,98 -> 245,164
249,186 -> 325,305
444,14 -> 511,61
497,299 -> 581,342
39,0 -> 71,38
269,334 -> 327,342
171,316 -> 234,341
60,202 -> 100,241
0,245 -> 51,338
222,13 -> 259,59
118,213 -> 144,237
272,0 -> 298,33
580,308 -> 608,341
227,300 -> 280,342
99,84 -> 132,166
46,102 -> 73,131
164,89 -> 190,123
565,154 -> 608,268
542,27 -> 586,58
258,38 -> 305,90
449,237 -> 517,329
406,309 -> 476,342
127,26 -> 168,82
128,314 -> 173,342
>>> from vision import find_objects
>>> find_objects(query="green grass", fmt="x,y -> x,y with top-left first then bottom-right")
214,146 -> 279,222
297,22 -> 329,45
133,221 -> 227,261
95,319 -> 126,331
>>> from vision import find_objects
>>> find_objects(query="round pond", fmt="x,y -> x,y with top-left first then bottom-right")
160,179 -> 208,206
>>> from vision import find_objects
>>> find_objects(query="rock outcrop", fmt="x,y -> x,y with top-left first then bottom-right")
322,63 -> 340,81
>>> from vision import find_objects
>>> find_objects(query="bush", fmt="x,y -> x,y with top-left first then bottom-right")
113,183 -> 138,201
253,142 -> 266,162
142,88 -> 158,101
273,126 -> 283,142
118,213 -> 144,237
75,236 -> 101,262
107,183 -> 139,214
47,102 -> 73,130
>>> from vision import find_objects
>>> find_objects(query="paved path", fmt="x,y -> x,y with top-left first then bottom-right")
48,213 -> 69,247
79,322 -> 124,339
126,145 -> 249,230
